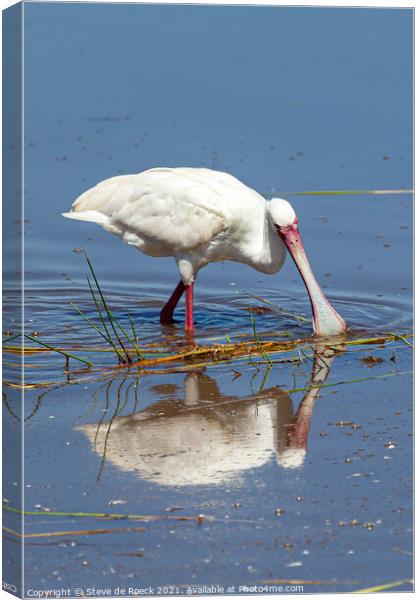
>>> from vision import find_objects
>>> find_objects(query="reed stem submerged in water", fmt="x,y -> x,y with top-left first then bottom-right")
72,252 -> 144,364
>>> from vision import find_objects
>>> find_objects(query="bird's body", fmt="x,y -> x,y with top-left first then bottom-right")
65,167 -> 286,283
64,167 -> 346,336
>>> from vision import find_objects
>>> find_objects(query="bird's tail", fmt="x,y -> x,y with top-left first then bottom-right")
62,210 -> 109,225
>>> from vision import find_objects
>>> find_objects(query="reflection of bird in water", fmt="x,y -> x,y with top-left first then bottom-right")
77,348 -> 336,486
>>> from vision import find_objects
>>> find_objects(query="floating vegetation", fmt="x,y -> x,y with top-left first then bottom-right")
360,355 -> 384,366
2,525 -> 150,539
3,504 -> 272,540
2,328 -> 413,389
392,334 -> 413,348
3,503 -> 212,539
3,504 -> 207,522
353,579 -> 413,593
262,188 -> 414,197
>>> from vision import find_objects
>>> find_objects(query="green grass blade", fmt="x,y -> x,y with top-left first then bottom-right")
262,189 -> 413,197
24,335 -> 92,367
353,579 -> 413,593
88,266 -> 142,360
111,315 -> 139,357
2,333 -> 21,344
393,334 -> 413,348
127,312 -> 143,359
87,277 -> 115,344
71,303 -> 125,362
250,309 -> 272,366
83,252 -> 131,363
258,365 -> 272,393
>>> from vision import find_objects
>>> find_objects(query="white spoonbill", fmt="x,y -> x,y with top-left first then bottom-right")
63,167 -> 346,336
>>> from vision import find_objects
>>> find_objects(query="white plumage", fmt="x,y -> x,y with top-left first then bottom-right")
63,167 -> 346,336
63,167 -> 286,283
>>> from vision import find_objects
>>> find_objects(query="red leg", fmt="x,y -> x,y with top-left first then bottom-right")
160,280 -> 186,324
185,283 -> 194,332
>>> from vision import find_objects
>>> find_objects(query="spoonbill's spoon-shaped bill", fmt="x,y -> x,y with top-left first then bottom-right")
276,219 -> 346,336
63,167 -> 346,336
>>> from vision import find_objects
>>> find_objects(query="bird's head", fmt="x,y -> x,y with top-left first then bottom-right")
268,197 -> 346,337
268,198 -> 297,229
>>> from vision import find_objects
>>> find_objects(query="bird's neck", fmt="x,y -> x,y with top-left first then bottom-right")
251,211 -> 286,274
